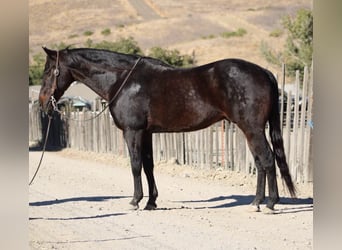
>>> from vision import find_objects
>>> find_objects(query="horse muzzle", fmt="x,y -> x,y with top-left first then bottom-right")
39,94 -> 54,115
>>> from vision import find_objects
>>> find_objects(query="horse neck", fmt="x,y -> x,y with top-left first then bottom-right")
68,51 -> 137,101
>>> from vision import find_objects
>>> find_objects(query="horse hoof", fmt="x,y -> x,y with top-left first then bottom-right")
247,204 -> 260,212
144,203 -> 157,210
129,203 -> 139,210
263,207 -> 275,214
130,205 -> 139,210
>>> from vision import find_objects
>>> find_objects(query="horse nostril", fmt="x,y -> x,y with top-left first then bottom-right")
39,94 -> 49,109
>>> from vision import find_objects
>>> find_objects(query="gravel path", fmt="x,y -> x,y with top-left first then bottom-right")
29,150 -> 313,249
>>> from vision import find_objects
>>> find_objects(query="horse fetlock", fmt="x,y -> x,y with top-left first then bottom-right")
130,196 -> 142,208
252,195 -> 265,205
266,197 -> 279,210
129,201 -> 139,210
144,202 -> 157,210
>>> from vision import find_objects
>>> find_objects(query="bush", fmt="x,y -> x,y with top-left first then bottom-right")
101,28 -> 111,36
148,47 -> 195,67
29,53 -> 45,86
260,41 -> 282,66
220,28 -> 247,38
282,9 -> 313,76
260,9 -> 313,79
87,37 -> 143,55
50,42 -> 74,50
83,30 -> 94,36
269,29 -> 283,37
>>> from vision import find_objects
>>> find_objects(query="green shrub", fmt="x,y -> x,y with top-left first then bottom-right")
221,28 -> 247,38
87,37 -> 143,55
269,29 -> 283,37
101,28 -> 111,36
260,41 -> 282,66
50,42 -> 74,50
29,53 -> 45,86
148,47 -> 195,67
83,30 -> 94,36
260,9 -> 313,79
202,34 -> 216,39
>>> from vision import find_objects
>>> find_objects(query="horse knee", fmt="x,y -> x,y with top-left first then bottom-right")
255,143 -> 275,168
254,152 -> 274,171
131,164 -> 142,176
264,153 -> 275,171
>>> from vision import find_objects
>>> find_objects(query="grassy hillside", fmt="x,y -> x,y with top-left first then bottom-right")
29,0 -> 311,74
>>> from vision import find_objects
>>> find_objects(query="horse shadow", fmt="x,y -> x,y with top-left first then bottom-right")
29,195 -> 130,207
29,144 -> 64,152
172,195 -> 313,212
29,195 -> 130,221
29,212 -> 127,221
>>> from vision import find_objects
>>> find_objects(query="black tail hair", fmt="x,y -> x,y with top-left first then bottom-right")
267,70 -> 296,198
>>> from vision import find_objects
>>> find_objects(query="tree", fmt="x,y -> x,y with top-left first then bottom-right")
282,9 -> 313,77
29,53 -> 45,86
261,9 -> 313,79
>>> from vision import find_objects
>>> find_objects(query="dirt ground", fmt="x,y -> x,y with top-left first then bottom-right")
29,1 -> 313,248
29,148 -> 313,249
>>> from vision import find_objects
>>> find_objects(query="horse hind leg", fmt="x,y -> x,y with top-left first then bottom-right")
142,132 -> 158,210
245,131 -> 279,212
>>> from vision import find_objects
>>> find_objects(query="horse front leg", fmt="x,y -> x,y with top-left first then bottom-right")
124,129 -> 144,209
142,132 -> 158,210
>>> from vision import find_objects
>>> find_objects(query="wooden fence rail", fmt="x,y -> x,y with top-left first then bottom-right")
29,67 -> 313,183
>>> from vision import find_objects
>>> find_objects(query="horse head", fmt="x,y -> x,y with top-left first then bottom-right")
39,47 -> 74,114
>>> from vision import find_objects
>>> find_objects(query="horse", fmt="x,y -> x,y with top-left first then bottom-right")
39,47 -> 296,212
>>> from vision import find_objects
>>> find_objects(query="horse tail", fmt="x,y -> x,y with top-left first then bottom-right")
266,70 -> 297,198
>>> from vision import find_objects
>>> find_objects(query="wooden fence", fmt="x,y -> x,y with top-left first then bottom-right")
29,67 -> 313,183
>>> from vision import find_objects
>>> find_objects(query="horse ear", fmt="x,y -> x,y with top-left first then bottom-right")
42,46 -> 57,59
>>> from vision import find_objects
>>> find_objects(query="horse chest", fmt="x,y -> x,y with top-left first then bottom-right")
112,83 -> 150,129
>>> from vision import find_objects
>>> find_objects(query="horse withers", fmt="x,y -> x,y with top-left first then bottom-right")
39,47 -> 296,212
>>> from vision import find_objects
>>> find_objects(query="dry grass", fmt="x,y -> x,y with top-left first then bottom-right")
29,0 -> 311,74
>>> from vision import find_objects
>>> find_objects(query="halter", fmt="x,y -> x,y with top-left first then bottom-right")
47,50 -> 60,114
50,55 -> 142,121
50,50 -> 60,96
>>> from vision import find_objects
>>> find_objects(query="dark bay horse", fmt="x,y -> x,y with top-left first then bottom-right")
39,47 -> 296,212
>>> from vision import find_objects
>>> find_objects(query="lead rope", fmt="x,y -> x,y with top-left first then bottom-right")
29,51 -> 60,186
29,115 -> 52,185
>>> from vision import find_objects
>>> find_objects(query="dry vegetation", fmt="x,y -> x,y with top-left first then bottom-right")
29,0 -> 311,75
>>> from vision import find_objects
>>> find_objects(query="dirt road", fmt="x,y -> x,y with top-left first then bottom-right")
29,149 -> 312,249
